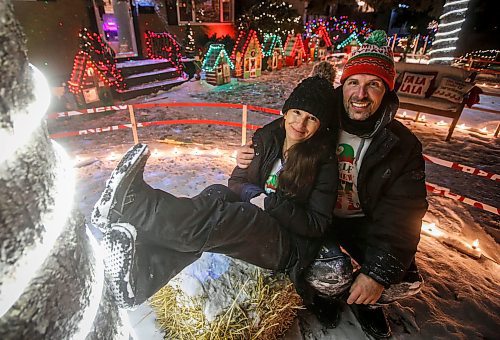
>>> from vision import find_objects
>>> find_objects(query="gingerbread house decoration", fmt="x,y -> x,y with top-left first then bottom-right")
230,30 -> 263,79
337,32 -> 362,56
262,33 -> 284,71
201,44 -> 234,86
283,34 -> 307,67
68,51 -> 117,106
312,25 -> 333,61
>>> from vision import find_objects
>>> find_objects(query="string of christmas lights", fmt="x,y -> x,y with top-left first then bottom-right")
183,23 -> 196,55
201,44 -> 234,72
429,0 -> 471,64
237,1 -> 301,39
283,34 -> 306,66
262,33 -> 284,57
144,30 -> 183,73
304,16 -> 372,43
68,28 -> 125,94
336,32 -> 362,50
462,49 -> 500,61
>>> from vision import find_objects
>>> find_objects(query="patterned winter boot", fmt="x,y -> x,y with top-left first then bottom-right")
91,143 -> 150,232
103,223 -> 138,309
92,143 -> 150,308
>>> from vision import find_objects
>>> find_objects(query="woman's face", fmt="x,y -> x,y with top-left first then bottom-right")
284,109 -> 321,144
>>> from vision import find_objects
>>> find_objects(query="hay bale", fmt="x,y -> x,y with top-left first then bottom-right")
150,253 -> 303,339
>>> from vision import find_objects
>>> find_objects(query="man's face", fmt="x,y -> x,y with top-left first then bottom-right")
342,74 -> 386,121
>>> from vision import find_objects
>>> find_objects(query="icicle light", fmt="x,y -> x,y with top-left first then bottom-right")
429,0 -> 470,64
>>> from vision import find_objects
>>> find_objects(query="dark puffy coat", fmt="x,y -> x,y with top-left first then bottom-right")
334,87 -> 428,287
228,118 -> 338,282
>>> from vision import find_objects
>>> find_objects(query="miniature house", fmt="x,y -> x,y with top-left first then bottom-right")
337,32 -> 362,56
231,30 -> 262,78
202,44 -> 233,85
311,25 -> 333,61
283,34 -> 307,67
68,51 -> 116,107
262,34 -> 284,71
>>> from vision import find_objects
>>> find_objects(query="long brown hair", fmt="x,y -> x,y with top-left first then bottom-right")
278,127 -> 333,202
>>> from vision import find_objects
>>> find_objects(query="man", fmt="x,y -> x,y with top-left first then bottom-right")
236,30 -> 428,339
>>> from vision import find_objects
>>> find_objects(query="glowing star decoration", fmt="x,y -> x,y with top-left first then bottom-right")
418,115 -> 427,122
436,120 -> 448,126
457,123 -> 469,130
429,0 -> 471,64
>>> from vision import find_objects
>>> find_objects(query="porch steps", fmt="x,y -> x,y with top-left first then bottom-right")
114,59 -> 187,100
124,68 -> 180,87
115,77 -> 188,101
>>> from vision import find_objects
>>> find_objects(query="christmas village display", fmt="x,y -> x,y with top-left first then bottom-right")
201,44 -> 233,85
230,30 -> 263,79
4,0 -> 500,339
262,33 -> 284,71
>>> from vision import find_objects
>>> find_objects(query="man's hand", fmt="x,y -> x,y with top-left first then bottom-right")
236,141 -> 255,169
347,273 -> 384,305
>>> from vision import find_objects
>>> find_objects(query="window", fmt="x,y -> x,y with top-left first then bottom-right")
177,0 -> 233,24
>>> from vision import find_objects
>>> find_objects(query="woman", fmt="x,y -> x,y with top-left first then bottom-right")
92,76 -> 339,309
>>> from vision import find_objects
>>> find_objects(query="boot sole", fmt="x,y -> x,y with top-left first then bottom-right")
91,143 -> 150,232
104,223 -> 138,309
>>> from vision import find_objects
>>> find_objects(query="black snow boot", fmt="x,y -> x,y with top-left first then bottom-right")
352,304 -> 391,339
309,295 -> 342,329
91,143 -> 151,233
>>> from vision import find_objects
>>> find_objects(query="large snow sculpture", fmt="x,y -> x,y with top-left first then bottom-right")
0,2 -> 128,338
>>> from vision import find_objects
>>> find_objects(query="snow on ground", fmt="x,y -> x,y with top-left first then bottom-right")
49,63 -> 499,339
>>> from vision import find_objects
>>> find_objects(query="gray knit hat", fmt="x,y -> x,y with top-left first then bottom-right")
282,75 -> 336,129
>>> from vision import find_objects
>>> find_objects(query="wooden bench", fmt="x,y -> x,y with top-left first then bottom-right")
395,63 -> 476,141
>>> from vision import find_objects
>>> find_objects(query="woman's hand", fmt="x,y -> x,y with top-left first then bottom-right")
347,273 -> 384,305
236,141 -> 255,169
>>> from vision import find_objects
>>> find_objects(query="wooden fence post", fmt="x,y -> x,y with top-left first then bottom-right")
128,104 -> 139,145
242,104 -> 248,146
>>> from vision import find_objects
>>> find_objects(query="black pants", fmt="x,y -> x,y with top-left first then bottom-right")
126,184 -> 297,302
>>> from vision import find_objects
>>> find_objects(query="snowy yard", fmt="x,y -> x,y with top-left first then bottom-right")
48,63 -> 499,339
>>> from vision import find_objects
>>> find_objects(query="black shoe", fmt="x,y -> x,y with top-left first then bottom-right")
103,223 -> 139,309
352,305 -> 391,339
91,143 -> 150,232
304,251 -> 353,297
309,296 -> 342,329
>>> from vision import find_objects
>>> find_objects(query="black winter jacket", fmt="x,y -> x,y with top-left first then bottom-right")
228,118 -> 338,275
335,87 -> 428,287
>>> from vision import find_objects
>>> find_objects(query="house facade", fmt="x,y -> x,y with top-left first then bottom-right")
13,0 -> 236,86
